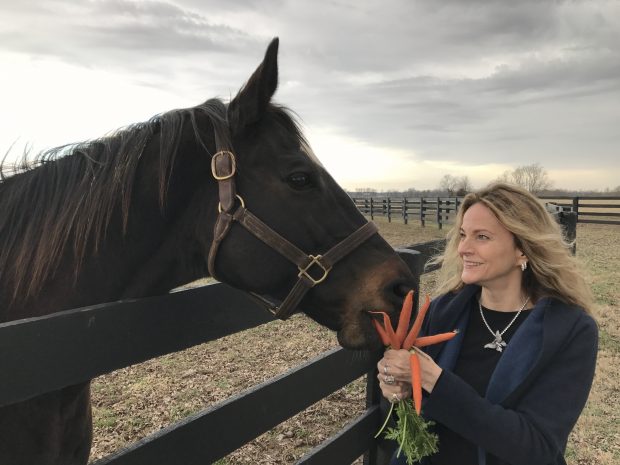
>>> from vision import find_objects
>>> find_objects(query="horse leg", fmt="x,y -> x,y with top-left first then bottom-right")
0,382 -> 92,465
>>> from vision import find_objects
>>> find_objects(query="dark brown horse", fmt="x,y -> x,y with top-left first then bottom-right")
0,38 -> 415,464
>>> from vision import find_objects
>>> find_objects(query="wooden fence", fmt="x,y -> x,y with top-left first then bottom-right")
0,248 -> 433,465
352,197 -> 463,229
351,196 -> 620,227
541,196 -> 620,226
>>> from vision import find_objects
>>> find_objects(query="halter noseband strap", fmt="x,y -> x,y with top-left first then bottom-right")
207,150 -> 378,320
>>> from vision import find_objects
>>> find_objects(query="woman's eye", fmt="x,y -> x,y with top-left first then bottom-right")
287,172 -> 312,189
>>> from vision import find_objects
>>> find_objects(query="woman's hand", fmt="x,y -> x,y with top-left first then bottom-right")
377,348 -> 443,401
377,349 -> 412,402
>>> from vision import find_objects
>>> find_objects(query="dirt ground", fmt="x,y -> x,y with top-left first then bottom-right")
89,219 -> 619,464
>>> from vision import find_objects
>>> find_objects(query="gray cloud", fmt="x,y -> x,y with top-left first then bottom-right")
1,0 -> 618,188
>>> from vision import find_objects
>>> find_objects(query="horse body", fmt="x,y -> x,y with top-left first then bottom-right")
0,39 -> 415,464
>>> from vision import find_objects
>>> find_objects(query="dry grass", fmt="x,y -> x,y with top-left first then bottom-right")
89,220 -> 619,464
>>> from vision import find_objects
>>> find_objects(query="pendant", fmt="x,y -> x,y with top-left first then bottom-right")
484,330 -> 507,352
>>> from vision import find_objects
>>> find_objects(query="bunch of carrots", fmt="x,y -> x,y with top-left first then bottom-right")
370,290 -> 457,463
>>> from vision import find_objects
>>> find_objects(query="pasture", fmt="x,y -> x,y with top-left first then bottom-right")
89,220 -> 619,464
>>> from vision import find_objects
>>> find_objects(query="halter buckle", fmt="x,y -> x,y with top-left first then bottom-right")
298,255 -> 331,286
211,151 -> 237,180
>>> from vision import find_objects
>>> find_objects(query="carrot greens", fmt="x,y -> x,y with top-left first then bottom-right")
371,290 -> 457,464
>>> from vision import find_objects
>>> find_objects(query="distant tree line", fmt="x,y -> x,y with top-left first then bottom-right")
350,163 -> 619,198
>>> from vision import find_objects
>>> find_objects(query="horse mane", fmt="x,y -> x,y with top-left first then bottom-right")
0,98 -> 230,301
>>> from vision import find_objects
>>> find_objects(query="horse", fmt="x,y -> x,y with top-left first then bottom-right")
0,38 -> 415,465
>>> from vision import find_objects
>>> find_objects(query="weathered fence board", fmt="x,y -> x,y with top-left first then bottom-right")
0,283 -> 273,407
91,347 -> 380,465
296,407 -> 380,465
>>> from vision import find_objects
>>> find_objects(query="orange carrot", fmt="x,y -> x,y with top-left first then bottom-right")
369,311 -> 399,349
402,294 -> 431,350
372,319 -> 390,346
395,290 -> 414,346
413,331 -> 458,348
410,353 -> 422,415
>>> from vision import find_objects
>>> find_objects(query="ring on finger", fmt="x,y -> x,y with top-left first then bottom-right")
384,375 -> 395,385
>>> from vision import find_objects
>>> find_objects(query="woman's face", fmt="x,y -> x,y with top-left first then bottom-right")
458,202 -> 524,291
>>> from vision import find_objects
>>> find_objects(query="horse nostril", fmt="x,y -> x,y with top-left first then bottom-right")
394,282 -> 414,298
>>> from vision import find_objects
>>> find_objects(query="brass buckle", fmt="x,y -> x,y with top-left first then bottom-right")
211,151 -> 236,180
298,255 -> 331,286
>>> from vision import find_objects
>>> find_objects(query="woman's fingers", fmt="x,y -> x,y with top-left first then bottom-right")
410,346 -> 443,393
378,349 -> 412,382
379,380 -> 412,402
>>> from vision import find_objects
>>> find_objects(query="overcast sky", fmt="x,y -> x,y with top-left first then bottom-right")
1,0 -> 618,191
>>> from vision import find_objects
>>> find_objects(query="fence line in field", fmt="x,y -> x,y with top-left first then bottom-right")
350,195 -> 620,227
352,197 -> 463,229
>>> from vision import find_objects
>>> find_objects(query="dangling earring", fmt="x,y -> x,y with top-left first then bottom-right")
521,261 -> 528,272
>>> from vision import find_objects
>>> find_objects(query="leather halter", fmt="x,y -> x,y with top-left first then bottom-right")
207,150 -> 378,320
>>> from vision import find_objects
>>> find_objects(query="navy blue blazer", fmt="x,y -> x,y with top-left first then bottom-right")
417,285 -> 598,465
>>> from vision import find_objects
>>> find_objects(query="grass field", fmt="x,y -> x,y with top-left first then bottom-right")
89,220 -> 619,464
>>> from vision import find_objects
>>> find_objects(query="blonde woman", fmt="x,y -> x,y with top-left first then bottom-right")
378,183 -> 598,465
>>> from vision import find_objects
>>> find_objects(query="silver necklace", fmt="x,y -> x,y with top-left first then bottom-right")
479,296 -> 530,352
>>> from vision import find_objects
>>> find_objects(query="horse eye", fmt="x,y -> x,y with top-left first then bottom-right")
287,172 -> 312,189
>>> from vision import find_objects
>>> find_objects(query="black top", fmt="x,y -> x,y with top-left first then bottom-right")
416,285 -> 597,465
429,297 -> 532,465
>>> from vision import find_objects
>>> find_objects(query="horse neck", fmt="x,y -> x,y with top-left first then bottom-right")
1,125 -> 220,321
115,136 -> 220,299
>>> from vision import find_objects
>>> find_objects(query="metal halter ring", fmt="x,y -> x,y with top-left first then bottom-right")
218,195 -> 245,213
297,255 -> 332,286
383,365 -> 389,375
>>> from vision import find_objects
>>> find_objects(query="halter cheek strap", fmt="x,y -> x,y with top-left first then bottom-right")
207,150 -> 378,320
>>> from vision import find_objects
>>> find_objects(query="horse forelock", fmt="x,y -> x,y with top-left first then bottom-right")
263,104 -> 322,168
0,98 -> 229,304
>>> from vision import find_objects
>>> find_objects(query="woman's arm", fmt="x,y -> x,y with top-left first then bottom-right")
423,314 -> 598,465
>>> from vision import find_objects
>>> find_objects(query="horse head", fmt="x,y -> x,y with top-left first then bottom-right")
199,39 -> 416,349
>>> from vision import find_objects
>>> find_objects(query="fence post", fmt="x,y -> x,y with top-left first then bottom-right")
370,197 -> 374,220
572,197 -> 579,223
420,197 -> 425,227
387,198 -> 392,223
563,212 -> 577,255
437,197 -> 442,230
403,197 -> 408,225
364,248 -> 427,465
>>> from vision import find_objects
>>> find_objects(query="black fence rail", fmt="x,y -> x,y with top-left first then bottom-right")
541,196 -> 620,226
352,197 -> 462,229
351,195 -> 620,227
0,248 -> 433,465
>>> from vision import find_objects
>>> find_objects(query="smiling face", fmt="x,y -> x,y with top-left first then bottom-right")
458,202 -> 525,293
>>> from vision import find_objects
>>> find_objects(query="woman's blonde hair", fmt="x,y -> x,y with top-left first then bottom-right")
433,182 -> 593,313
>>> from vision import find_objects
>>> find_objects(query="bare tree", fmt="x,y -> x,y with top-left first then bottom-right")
496,163 -> 552,194
439,174 -> 472,196
439,174 -> 457,195
455,176 -> 473,196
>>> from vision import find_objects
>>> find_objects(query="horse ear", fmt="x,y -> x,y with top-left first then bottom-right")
228,38 -> 279,134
